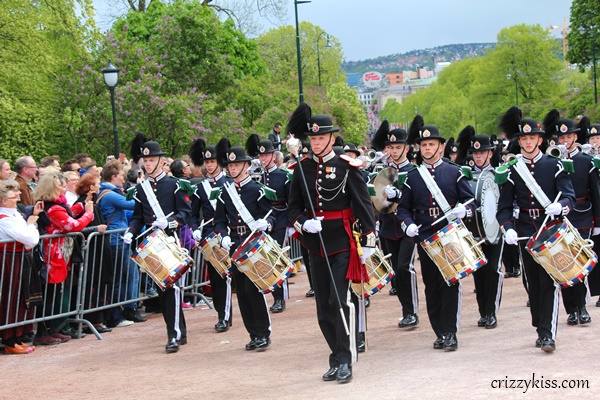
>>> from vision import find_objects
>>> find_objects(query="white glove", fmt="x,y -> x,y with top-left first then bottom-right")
545,202 -> 562,217
123,232 -> 133,245
504,228 -> 518,245
450,203 -> 467,219
250,218 -> 269,232
220,235 -> 232,251
360,247 -> 376,264
405,224 -> 419,238
152,217 -> 168,230
286,227 -> 296,237
192,229 -> 203,241
384,185 -> 400,200
303,217 -> 323,233
593,227 -> 600,237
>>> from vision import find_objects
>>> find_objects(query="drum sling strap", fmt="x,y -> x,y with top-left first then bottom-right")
511,155 -> 552,208
416,165 -> 455,222
201,179 -> 217,211
223,182 -> 256,227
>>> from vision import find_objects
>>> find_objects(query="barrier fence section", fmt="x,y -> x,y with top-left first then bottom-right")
1,228 -> 214,342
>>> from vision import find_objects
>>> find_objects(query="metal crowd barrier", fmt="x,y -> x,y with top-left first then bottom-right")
288,237 -> 303,263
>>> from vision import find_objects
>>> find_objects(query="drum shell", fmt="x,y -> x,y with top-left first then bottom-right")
351,248 -> 395,298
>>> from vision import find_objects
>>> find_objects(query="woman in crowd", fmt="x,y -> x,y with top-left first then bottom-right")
0,180 -> 41,354
34,172 -> 95,345
0,159 -> 12,181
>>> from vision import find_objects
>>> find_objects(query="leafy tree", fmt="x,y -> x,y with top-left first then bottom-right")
566,0 -> 600,68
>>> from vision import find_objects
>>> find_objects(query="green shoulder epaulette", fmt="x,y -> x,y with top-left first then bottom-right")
209,187 -> 222,201
260,184 -> 278,201
126,186 -> 137,201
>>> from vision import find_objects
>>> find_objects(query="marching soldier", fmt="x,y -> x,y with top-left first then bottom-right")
396,116 -> 475,352
213,145 -> 275,352
456,126 -> 504,329
287,103 -> 377,384
496,107 -> 575,353
189,138 -> 233,333
372,121 -> 419,329
246,134 -> 291,313
124,141 -> 191,354
544,110 -> 600,326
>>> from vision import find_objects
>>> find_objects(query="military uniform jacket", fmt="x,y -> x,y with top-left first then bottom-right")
396,159 -> 475,240
379,159 -> 414,240
129,172 -> 192,236
288,150 -> 376,255
497,152 -> 575,236
214,175 -> 274,242
564,148 -> 600,232
191,170 -> 231,237
261,165 -> 290,233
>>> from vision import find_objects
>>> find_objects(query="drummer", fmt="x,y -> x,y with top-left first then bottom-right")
245,135 -> 291,314
396,116 -> 475,352
496,107 -> 575,353
125,140 -> 192,354
456,128 -> 504,329
544,112 -> 600,326
190,138 -> 234,333
213,146 -> 275,352
372,120 -> 420,329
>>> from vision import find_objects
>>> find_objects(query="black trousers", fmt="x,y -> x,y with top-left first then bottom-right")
271,228 -> 287,302
417,246 -> 460,338
159,285 -> 186,341
519,242 -> 560,340
309,251 -> 355,367
302,246 -> 313,290
207,262 -> 232,323
231,268 -> 271,339
473,241 -> 504,318
382,236 -> 418,316
502,241 -> 521,275
561,283 -> 587,314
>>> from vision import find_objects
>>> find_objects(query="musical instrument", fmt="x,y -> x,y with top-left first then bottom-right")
131,229 -> 193,290
370,167 -> 400,214
526,218 -> 597,287
198,232 -> 232,278
421,220 -> 487,285
470,168 -> 500,244
231,231 -> 294,293
351,248 -> 395,298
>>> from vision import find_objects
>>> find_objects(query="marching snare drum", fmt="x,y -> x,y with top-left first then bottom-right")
131,229 -> 194,290
421,220 -> 488,286
351,247 -> 395,298
198,232 -> 232,278
231,231 -> 294,294
472,168 -> 500,244
526,218 -> 597,287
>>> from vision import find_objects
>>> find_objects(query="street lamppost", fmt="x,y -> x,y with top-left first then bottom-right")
316,31 -> 331,87
102,62 -> 120,158
294,0 -> 311,103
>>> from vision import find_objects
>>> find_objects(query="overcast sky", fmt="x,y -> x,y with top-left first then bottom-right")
93,0 -> 573,61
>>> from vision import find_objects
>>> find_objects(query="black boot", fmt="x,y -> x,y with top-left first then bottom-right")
165,338 -> 179,353
254,337 -> 271,352
443,333 -> 458,351
270,299 -> 285,313
567,312 -> 579,326
322,366 -> 338,381
357,332 -> 365,353
579,307 -> 591,324
433,336 -> 445,350
305,288 -> 315,298
389,287 -> 398,296
336,363 -> 352,384
485,315 -> 497,329
215,319 -> 230,333
540,337 -> 556,353
477,316 -> 487,327
398,314 -> 419,329
245,338 -> 258,351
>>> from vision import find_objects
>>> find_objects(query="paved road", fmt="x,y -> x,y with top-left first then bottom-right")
2,262 -> 599,400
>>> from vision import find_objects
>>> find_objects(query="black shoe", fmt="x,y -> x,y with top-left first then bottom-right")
177,337 -> 187,345
477,316 -> 487,327
443,333 -> 458,351
540,337 -> 556,353
567,312 -> 579,326
305,289 -> 315,298
245,338 -> 258,351
215,320 -> 230,333
165,338 -> 179,353
254,337 -> 271,352
322,366 -> 338,381
526,300 -> 530,307
485,315 -> 497,329
128,309 -> 147,323
270,299 -> 285,313
398,314 -> 419,329
535,337 -> 542,348
433,337 -> 445,350
579,307 -> 591,324
596,298 -> 600,307
336,363 -> 352,384
357,332 -> 365,353
389,287 -> 398,296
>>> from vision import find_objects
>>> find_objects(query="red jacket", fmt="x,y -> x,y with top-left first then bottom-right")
42,196 -> 94,283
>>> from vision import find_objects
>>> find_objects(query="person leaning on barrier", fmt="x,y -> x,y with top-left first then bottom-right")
33,172 -> 96,346
0,180 -> 42,354
98,161 -> 146,324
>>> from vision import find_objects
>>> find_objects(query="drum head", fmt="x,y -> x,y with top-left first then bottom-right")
232,231 -> 263,261
475,169 -> 500,244
372,167 -> 398,214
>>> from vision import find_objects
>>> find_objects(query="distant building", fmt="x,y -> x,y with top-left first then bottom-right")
386,72 -> 405,86
434,62 -> 451,75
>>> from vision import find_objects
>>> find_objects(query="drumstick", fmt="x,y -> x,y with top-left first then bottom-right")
533,192 -> 562,241
236,209 -> 273,250
135,212 -> 175,240
200,218 -> 214,228
430,198 -> 475,226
